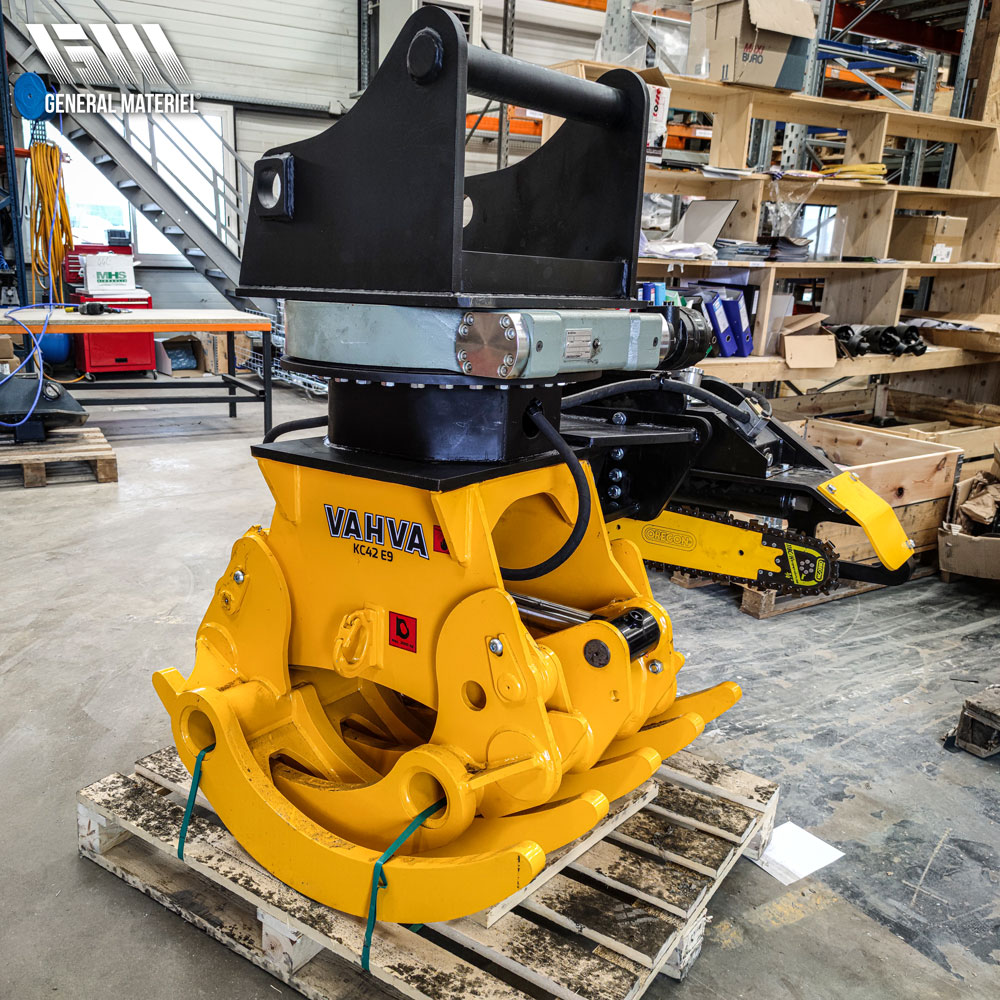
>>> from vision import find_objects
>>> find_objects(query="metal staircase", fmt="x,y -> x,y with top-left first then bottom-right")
2,6 -> 264,311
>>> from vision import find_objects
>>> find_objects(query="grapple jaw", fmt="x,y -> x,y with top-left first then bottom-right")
154,458 -> 740,923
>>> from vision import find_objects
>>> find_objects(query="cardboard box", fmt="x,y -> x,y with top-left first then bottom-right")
889,214 -> 966,263
154,334 -> 207,378
939,475 -> 1000,581
780,312 -> 835,368
689,0 -> 815,91
0,333 -> 13,360
204,332 -> 253,374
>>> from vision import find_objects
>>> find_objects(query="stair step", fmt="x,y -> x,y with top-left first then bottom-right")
140,203 -> 162,214
92,154 -> 112,165
117,179 -> 139,190
68,128 -> 87,141
205,268 -> 226,279
162,226 -> 184,236
185,247 -> 207,258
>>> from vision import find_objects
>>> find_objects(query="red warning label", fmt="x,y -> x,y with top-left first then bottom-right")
433,525 -> 449,554
389,611 -> 417,652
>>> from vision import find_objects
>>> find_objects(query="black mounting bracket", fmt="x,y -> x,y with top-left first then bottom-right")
237,6 -> 649,309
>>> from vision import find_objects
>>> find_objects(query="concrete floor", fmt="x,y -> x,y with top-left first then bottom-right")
1,385 -> 998,999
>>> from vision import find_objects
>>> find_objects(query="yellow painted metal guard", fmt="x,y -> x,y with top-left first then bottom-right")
818,470 -> 913,570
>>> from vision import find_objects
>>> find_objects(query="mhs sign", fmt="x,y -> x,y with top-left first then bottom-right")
26,22 -> 191,90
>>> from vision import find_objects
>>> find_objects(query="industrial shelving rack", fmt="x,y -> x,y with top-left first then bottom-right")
545,60 -> 1000,386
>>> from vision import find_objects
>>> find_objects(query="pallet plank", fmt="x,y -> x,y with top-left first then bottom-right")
659,749 -> 778,813
517,872 -> 682,969
434,910 -> 639,1000
608,811 -> 735,878
646,785 -> 756,842
568,840 -> 712,919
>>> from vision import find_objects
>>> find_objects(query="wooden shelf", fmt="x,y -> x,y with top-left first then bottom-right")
701,345 -> 999,382
638,258 -> 1000,274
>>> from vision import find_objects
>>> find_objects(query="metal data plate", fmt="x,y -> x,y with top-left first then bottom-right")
284,301 -> 662,379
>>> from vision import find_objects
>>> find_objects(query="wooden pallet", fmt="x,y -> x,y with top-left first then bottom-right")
0,424 -> 117,487
78,746 -> 777,1000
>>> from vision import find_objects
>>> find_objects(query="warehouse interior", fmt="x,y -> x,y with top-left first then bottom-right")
1,1 -> 999,998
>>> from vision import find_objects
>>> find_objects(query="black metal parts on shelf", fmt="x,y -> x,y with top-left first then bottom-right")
834,323 -> 927,358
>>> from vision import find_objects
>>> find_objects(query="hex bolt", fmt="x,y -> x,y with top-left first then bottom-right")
458,350 -> 468,362
850,472 -> 860,481
458,324 -> 470,338
233,570 -> 245,584
500,315 -> 512,329
610,447 -> 625,460
504,327 -> 515,341
498,365 -> 509,377
488,638 -> 504,655
592,338 -> 601,352
503,353 -> 514,366
612,411 -> 627,425
647,659 -> 664,675
608,468 -> 623,482
463,313 -> 475,325
607,485 -> 622,499
462,361 -> 473,374
827,484 -> 837,494
906,539 -> 916,549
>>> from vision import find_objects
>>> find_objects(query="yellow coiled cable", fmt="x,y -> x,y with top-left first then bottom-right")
29,141 -> 74,304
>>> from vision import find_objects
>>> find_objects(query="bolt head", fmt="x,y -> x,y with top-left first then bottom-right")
233,570 -> 245,584
463,313 -> 475,325
607,485 -> 622,499
500,315 -> 512,329
610,447 -> 625,460
503,353 -> 514,366
612,411 -> 627,426
584,639 -> 611,668
462,361 -> 473,374
827,484 -> 837,493
647,659 -> 664,675
457,350 -> 468,362
458,324 -> 470,338
488,638 -> 504,655
592,338 -> 601,352
850,472 -> 859,481
504,327 -> 515,341
608,467 -> 623,482
906,539 -> 916,549
498,365 -> 509,377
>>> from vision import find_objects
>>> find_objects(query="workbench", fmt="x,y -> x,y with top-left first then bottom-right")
2,308 -> 275,433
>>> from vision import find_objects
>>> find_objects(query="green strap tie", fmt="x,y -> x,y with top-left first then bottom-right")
361,797 -> 445,972
177,742 -> 215,860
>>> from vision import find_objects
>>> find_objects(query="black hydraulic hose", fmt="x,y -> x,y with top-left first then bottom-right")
499,407 -> 592,581
561,376 -> 752,425
262,414 -> 327,444
737,385 -> 772,416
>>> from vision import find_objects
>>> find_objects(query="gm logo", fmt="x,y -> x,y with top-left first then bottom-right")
26,22 -> 190,89
641,524 -> 696,551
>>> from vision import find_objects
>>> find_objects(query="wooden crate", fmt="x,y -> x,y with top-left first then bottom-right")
881,390 -> 1000,478
0,424 -> 117,487
78,746 -> 778,1000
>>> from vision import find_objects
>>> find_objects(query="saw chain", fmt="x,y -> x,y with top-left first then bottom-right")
647,505 -> 840,596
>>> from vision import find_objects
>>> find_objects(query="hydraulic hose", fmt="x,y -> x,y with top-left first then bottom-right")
262,414 -> 327,443
499,407 -> 592,581
561,376 -> 752,425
